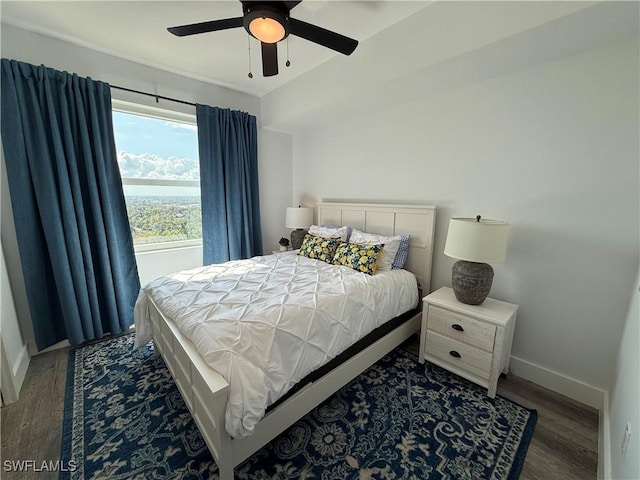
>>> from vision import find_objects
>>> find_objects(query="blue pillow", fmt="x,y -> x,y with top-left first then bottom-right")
345,226 -> 353,242
320,224 -> 353,242
392,234 -> 410,269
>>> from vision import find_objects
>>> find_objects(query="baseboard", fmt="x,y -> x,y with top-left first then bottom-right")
11,344 -> 30,396
39,339 -> 71,354
509,355 -> 605,410
598,391 -> 611,480
1,343 -> 30,404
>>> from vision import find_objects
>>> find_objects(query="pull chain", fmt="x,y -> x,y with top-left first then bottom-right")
247,34 -> 253,78
286,37 -> 291,67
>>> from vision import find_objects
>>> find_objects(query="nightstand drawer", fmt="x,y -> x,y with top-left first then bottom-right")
427,305 -> 496,352
425,330 -> 492,380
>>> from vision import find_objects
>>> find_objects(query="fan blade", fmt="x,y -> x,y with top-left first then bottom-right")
261,42 -> 279,77
168,17 -> 243,37
283,1 -> 302,10
289,17 -> 358,55
241,1 -> 299,14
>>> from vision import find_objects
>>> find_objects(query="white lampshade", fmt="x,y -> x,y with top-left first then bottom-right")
444,217 -> 509,263
285,207 -> 313,229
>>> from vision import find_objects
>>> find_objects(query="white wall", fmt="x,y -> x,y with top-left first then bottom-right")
0,143 -> 36,354
135,247 -> 203,286
606,269 -> 640,477
262,2 -> 638,135
258,128 -> 294,252
0,24 -> 294,351
290,37 -> 639,404
0,242 -> 30,403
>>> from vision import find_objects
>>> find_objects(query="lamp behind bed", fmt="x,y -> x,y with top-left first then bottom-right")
285,206 -> 313,250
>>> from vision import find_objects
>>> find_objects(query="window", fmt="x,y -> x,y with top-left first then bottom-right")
112,100 -> 201,252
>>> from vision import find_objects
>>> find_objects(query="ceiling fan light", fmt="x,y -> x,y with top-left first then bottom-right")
249,17 -> 285,43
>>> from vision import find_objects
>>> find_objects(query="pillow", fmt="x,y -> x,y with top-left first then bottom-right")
309,224 -> 350,242
392,234 -> 411,269
349,230 -> 401,272
332,242 -> 384,275
297,234 -> 341,263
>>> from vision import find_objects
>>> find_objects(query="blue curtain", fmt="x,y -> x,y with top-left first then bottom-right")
1,59 -> 140,350
196,104 -> 263,264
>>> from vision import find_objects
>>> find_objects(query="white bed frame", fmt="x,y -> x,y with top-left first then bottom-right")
146,202 -> 436,479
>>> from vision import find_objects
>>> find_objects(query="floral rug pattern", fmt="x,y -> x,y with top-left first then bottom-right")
60,334 -> 536,479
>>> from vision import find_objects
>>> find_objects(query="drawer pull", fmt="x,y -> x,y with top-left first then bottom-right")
451,324 -> 464,332
449,350 -> 461,358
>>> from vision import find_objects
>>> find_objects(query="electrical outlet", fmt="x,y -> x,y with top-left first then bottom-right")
621,423 -> 631,458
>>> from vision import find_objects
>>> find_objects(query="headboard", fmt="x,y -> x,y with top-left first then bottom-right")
317,202 -> 437,294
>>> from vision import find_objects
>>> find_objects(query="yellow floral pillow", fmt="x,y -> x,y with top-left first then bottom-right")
332,242 -> 384,275
298,234 -> 341,263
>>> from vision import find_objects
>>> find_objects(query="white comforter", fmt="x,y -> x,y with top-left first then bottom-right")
134,252 -> 418,438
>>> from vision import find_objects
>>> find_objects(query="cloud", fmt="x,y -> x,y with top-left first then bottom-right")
117,151 -> 199,181
163,121 -> 197,132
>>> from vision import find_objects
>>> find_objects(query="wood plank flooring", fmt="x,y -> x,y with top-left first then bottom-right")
1,346 -> 70,480
1,336 -> 599,479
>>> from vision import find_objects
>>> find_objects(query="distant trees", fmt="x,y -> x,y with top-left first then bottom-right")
125,196 -> 201,245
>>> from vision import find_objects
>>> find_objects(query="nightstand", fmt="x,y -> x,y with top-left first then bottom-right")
419,287 -> 518,398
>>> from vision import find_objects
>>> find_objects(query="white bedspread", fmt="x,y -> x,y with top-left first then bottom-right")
134,252 -> 418,438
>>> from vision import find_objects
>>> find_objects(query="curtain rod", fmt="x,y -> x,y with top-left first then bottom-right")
110,84 -> 196,107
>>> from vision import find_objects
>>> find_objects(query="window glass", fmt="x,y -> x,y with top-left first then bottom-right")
112,108 -> 201,250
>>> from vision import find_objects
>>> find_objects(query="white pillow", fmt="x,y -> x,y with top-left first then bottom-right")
309,225 -> 350,242
349,230 -> 401,272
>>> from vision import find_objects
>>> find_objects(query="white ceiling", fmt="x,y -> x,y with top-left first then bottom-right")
0,0 -> 430,97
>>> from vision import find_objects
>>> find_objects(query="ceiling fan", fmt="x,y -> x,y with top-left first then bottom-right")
168,1 -> 359,77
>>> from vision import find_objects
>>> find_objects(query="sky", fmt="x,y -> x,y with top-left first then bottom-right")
112,110 -> 199,181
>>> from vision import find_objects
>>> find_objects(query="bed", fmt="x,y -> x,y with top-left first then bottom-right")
134,202 -> 436,479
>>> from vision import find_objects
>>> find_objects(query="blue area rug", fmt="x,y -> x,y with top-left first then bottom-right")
60,334 -> 536,479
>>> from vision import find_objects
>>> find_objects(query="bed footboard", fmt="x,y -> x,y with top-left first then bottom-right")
147,299 -> 234,478
147,297 -> 421,480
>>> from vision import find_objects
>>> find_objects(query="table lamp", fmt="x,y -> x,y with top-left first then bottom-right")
444,215 -> 509,305
285,206 -> 313,249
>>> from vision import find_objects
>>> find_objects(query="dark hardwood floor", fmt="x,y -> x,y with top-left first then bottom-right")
1,336 -> 599,479
1,346 -> 70,480
498,375 -> 599,480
